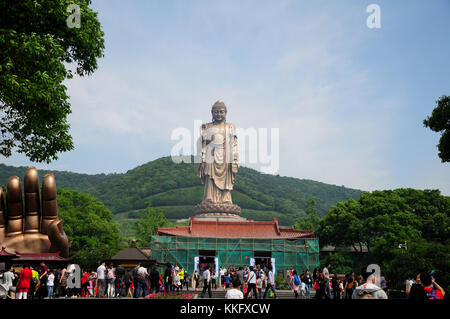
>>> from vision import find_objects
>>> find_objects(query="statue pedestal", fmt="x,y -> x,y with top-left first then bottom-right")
194,202 -> 246,221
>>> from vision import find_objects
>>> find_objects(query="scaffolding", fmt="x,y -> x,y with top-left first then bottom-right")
150,236 -> 319,275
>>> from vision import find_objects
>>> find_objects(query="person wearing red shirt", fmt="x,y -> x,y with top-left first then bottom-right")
421,272 -> 445,299
17,264 -> 33,299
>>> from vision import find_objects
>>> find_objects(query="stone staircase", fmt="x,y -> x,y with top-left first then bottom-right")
191,289 -> 316,299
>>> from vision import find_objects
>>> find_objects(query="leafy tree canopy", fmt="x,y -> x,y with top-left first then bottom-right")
424,95 -> 450,162
57,188 -> 123,269
0,0 -> 104,162
294,197 -> 320,231
318,188 -> 450,288
134,207 -> 169,247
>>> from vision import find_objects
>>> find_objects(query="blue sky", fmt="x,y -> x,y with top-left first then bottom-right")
2,0 -> 450,195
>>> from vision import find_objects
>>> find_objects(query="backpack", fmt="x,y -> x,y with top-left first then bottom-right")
294,275 -> 300,286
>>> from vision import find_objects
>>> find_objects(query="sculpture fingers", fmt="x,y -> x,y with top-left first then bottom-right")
0,187 -> 5,241
41,173 -> 57,235
24,167 -> 40,233
47,219 -> 69,258
6,176 -> 24,236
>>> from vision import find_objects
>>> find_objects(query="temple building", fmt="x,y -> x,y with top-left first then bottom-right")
151,216 -> 319,277
107,239 -> 168,269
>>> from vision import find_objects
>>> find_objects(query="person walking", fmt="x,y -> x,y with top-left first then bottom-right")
106,264 -> 116,298
59,266 -> 68,298
236,267 -> 245,293
331,274 -> 340,300
244,266 -> 258,299
220,267 -> 226,289
115,265 -> 125,297
2,265 -> 16,299
291,270 -> 301,299
200,265 -> 212,298
96,261 -> 107,298
345,272 -> 355,299
135,263 -> 148,298
224,272 -> 232,289
322,263 -> 332,299
256,274 -> 263,299
37,262 -> 48,299
379,273 -> 388,296
124,268 -> 133,297
301,269 -> 312,299
173,267 -> 181,292
312,268 -> 320,283
16,264 -> 32,299
87,271 -> 96,296
29,265 -> 39,299
263,265 -> 277,299
47,270 -> 55,299
192,269 -> 199,291
149,267 -> 160,294
177,267 -> 185,290
132,264 -> 140,297
164,265 -> 172,292
211,271 -> 217,289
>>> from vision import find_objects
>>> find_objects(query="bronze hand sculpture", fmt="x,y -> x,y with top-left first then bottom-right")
0,167 -> 69,258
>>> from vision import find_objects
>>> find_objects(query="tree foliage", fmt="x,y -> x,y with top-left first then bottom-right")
424,95 -> 450,162
318,188 -> 450,288
57,188 -> 123,269
133,207 -> 169,247
294,197 -> 321,231
321,252 -> 353,275
0,0 -> 104,162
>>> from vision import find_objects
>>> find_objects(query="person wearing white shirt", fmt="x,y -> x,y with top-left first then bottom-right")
1,266 -> 15,299
323,263 -> 331,299
225,279 -> 244,299
244,266 -> 258,299
200,265 -> 212,298
263,265 -> 278,299
136,264 -> 148,298
47,271 -> 55,299
96,261 -> 107,297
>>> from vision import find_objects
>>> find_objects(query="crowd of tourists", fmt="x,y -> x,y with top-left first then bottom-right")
0,261 -> 445,300
284,263 -> 445,300
198,264 -> 278,299
284,263 -> 390,299
0,261 -> 165,299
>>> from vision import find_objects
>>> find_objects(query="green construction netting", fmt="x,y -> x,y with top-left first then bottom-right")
150,236 -> 319,274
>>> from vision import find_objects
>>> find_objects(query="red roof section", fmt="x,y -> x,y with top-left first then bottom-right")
0,247 -> 17,257
13,251 -> 70,262
158,217 -> 315,239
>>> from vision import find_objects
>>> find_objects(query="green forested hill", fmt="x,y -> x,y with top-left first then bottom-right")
0,156 -> 363,226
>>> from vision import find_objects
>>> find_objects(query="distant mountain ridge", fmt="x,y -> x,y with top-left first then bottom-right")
0,156 -> 363,226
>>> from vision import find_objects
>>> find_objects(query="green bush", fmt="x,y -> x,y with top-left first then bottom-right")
275,275 -> 289,290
